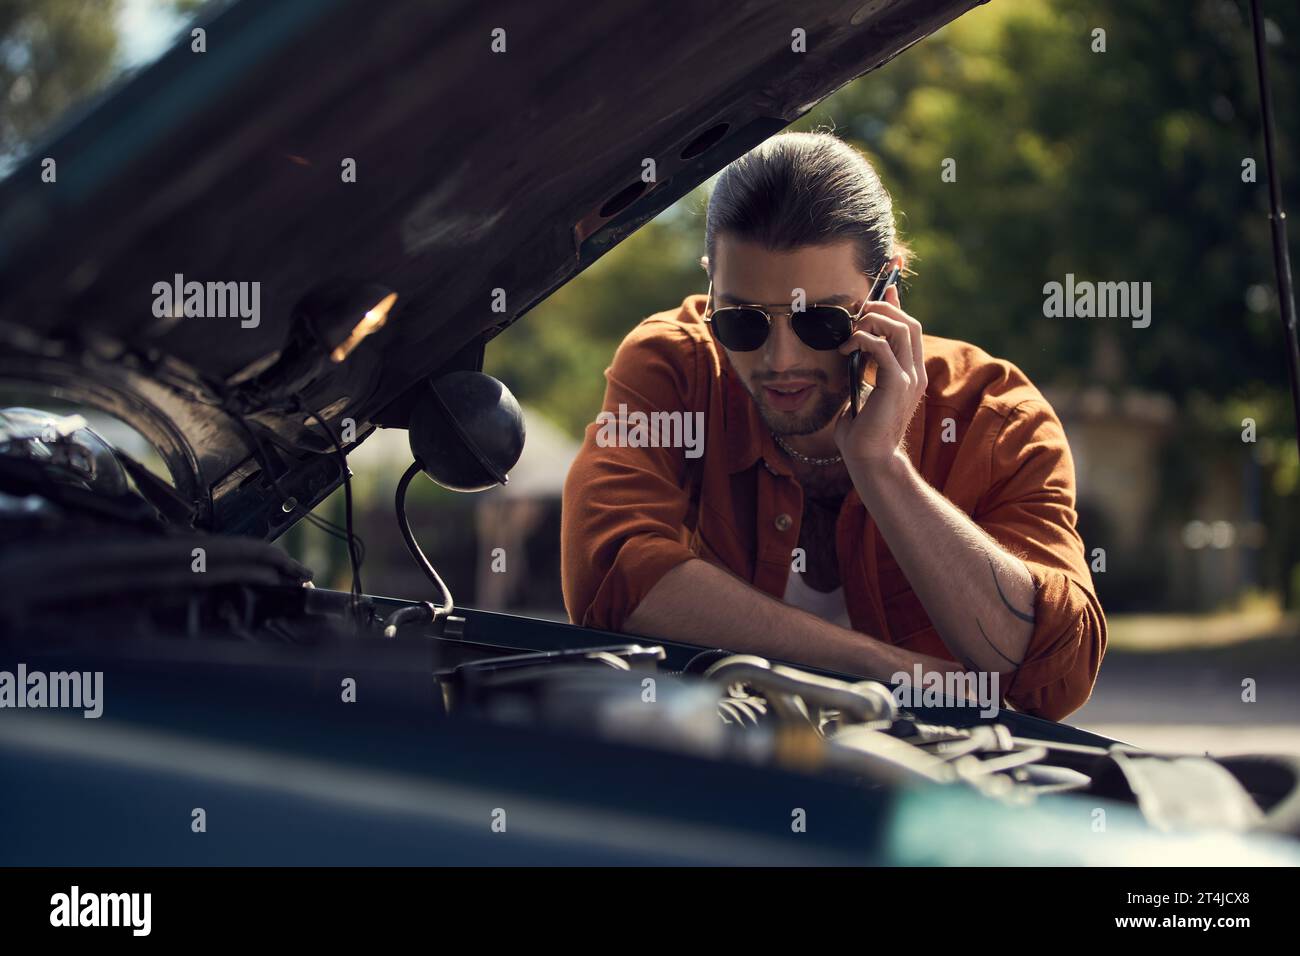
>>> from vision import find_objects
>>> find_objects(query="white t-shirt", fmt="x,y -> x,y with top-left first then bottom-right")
783,570 -> 851,628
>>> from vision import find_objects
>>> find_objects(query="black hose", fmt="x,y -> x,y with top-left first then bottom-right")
395,460 -> 454,621
303,406 -> 363,605
380,601 -> 438,638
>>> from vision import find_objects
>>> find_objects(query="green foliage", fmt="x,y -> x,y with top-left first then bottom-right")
0,0 -> 123,158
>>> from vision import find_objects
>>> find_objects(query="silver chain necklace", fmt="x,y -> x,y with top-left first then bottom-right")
773,433 -> 842,467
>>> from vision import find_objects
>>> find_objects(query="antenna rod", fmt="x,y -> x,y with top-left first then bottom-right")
1249,0 -> 1300,459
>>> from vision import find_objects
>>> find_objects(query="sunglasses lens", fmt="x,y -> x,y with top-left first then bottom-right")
792,307 -> 853,350
711,307 -> 769,351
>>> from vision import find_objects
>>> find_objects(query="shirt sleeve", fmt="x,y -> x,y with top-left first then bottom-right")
560,319 -> 704,632
973,399 -> 1107,721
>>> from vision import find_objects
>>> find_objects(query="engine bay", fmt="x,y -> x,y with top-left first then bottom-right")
3,407 -> 1300,865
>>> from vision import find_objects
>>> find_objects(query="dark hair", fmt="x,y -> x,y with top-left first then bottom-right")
704,130 -> 910,278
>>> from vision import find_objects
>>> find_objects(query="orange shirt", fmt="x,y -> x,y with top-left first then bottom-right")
561,293 -> 1106,721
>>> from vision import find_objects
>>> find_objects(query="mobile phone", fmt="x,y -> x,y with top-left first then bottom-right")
849,258 -> 903,418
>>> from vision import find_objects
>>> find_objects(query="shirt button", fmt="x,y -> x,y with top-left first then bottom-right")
775,513 -> 793,532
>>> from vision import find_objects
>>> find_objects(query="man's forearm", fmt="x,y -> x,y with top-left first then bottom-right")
850,450 -> 1036,676
623,556 -> 960,681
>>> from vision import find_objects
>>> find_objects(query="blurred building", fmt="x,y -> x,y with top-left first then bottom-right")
1048,386 -> 1266,613
473,410 -> 580,618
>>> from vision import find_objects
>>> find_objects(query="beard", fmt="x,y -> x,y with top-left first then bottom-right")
744,375 -> 847,437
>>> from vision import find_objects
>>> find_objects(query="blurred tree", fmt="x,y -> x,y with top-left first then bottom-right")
1,0 -> 210,163
0,0 -> 122,158
799,0 -> 1296,414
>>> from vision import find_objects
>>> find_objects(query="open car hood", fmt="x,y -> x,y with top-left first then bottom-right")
0,0 -> 985,535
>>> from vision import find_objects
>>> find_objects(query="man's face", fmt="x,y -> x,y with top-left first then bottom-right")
710,237 -> 874,436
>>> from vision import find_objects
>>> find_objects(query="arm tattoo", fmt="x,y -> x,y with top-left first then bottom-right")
988,555 -> 1034,623
972,556 -> 1034,668
976,616 -> 1024,667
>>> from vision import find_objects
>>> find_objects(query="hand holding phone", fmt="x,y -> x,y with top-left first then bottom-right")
849,257 -> 903,418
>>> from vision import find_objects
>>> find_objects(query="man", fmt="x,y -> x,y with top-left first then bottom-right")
560,131 -> 1104,720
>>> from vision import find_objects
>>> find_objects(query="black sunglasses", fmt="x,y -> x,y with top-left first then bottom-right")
703,280 -> 869,352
